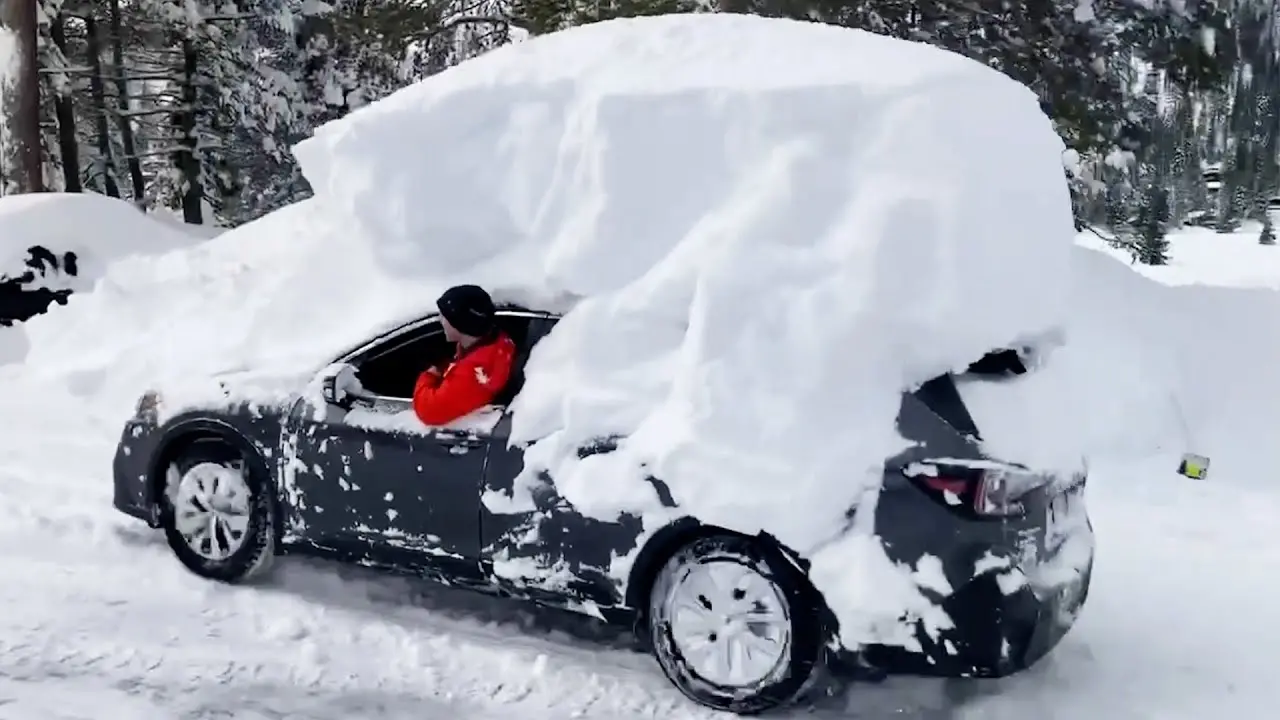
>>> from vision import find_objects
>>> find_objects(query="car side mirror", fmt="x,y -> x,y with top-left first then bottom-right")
321,374 -> 343,406
317,363 -> 362,409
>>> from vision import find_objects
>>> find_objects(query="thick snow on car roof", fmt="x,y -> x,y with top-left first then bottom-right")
19,14 -> 1076,650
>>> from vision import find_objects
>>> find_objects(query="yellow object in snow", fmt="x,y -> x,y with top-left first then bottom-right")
1177,453 -> 1210,480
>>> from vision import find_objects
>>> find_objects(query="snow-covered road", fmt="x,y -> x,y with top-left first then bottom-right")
0,392 -> 1274,719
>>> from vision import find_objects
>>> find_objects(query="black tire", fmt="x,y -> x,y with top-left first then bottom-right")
647,534 -> 826,715
158,439 -> 276,583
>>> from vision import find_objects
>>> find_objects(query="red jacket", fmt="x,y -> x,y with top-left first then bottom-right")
412,331 -> 516,426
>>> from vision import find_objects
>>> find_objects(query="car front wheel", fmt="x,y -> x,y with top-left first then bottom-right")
647,534 -> 825,715
159,439 -> 276,583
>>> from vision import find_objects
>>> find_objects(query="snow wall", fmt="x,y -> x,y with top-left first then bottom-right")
2,14 -> 1276,648
0,193 -> 198,368
1068,246 -> 1280,483
0,193 -> 198,287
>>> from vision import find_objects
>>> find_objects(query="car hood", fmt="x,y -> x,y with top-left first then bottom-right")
151,364 -> 313,421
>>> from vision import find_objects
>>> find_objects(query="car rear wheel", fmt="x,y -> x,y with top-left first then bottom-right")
647,534 -> 824,715
159,439 -> 276,583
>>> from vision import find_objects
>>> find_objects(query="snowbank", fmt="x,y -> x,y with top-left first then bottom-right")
147,206 -> 227,239
18,15 -> 1077,651
16,201 -> 346,410
1076,223 -> 1280,290
955,234 -> 1280,484
1061,244 -> 1280,481
0,192 -> 197,290
0,193 -> 201,368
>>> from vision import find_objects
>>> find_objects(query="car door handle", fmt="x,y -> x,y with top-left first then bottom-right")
434,431 -> 485,449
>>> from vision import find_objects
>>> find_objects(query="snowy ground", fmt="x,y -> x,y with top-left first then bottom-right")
1,231 -> 1276,719
1076,222 -> 1280,290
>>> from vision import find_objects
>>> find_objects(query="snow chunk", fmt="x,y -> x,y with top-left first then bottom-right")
295,14 -> 1075,649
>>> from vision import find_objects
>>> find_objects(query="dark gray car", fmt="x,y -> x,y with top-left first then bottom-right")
112,305 -> 1094,715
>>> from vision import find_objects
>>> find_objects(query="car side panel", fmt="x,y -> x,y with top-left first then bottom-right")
479,419 -> 646,610
476,388 -> 975,615
280,397 -> 488,561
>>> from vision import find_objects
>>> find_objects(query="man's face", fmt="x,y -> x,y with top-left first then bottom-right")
441,316 -> 462,343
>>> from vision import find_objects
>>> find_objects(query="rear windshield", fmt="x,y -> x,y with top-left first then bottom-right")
910,349 -> 1030,439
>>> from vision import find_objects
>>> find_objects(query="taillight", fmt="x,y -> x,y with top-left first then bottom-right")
903,460 -> 1050,517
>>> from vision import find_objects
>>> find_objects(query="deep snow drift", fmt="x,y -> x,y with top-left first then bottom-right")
1066,239 -> 1280,483
1077,223 -> 1280,290
18,14 -> 1079,649
0,192 -> 195,285
0,193 -> 198,367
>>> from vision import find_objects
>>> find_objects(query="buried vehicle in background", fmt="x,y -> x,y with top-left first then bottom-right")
111,307 -> 1095,714
0,246 -> 79,327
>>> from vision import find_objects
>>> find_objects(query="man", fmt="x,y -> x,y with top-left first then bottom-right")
412,284 -> 516,426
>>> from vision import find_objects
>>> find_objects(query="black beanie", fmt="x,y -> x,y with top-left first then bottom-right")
437,284 -> 496,337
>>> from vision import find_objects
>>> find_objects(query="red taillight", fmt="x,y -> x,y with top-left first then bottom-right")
920,476 -> 969,496
903,460 -> 1050,517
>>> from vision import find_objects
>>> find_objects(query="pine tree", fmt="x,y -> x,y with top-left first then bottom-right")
1261,212 -> 1276,245
1134,184 -> 1172,265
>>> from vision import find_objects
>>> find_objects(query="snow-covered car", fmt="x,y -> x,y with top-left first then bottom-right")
112,304 -> 1094,714
0,245 -> 77,326
0,192 -> 197,328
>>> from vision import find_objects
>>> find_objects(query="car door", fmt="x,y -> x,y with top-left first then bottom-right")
280,317 -> 493,568
478,317 -> 647,609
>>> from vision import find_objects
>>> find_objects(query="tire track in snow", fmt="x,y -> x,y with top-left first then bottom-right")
0,396 -> 721,719
0,531 -> 715,720
0,479 -> 970,719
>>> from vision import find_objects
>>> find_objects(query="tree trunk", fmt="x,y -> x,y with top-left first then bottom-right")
107,0 -> 145,201
48,12 -> 82,193
3,0 -> 45,192
82,14 -> 119,197
176,36 -> 202,224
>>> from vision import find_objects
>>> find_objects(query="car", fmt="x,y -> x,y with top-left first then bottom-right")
112,305 -> 1095,715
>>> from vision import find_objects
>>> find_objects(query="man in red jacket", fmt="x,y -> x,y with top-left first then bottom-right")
412,284 -> 516,427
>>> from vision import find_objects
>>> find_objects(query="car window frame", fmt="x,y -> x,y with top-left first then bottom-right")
335,308 -> 556,404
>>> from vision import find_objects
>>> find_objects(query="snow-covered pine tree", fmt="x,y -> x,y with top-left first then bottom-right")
1134,182 -> 1172,265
